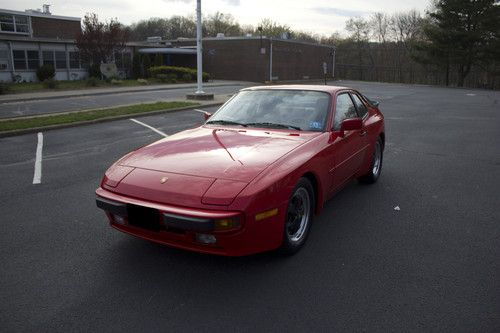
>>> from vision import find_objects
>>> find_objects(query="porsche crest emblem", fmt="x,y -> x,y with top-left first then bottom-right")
160,177 -> 168,184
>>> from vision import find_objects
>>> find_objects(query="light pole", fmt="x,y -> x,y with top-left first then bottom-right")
187,0 -> 213,100
195,0 -> 203,95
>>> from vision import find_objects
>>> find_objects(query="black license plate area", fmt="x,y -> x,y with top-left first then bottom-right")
127,204 -> 161,232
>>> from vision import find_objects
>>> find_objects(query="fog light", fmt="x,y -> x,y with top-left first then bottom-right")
195,233 -> 217,245
113,214 -> 126,225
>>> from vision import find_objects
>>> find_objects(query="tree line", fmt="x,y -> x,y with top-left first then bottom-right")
76,0 -> 500,89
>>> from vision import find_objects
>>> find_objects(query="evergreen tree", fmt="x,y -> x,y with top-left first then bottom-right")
417,0 -> 500,86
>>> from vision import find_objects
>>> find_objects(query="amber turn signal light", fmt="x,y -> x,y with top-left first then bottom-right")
255,208 -> 278,221
214,217 -> 240,231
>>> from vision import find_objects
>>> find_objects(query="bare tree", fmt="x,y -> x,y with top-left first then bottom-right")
292,30 -> 321,43
205,12 -> 242,36
389,10 -> 423,48
167,16 -> 197,39
345,17 -> 370,43
257,19 -> 292,38
371,12 -> 390,43
346,17 -> 374,79
320,32 -> 343,46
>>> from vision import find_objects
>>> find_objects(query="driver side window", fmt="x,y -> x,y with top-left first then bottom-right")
333,93 -> 357,130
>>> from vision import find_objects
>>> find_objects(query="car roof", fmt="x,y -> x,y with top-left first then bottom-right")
241,84 -> 352,94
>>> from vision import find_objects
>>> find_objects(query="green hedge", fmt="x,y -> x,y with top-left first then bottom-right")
148,66 -> 210,82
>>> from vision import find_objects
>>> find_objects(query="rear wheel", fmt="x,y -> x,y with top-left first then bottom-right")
280,178 -> 314,255
359,137 -> 383,184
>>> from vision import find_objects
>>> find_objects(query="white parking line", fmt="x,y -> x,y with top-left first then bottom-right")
130,118 -> 168,137
33,132 -> 43,184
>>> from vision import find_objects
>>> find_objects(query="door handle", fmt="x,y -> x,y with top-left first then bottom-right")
359,130 -> 367,137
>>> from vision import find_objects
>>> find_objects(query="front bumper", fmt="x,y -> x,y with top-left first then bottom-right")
95,187 -> 283,256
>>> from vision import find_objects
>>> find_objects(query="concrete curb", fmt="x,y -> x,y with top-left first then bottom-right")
0,101 -> 224,138
0,82 -> 243,104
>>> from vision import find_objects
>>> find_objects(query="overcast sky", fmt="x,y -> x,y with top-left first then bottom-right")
2,0 -> 432,36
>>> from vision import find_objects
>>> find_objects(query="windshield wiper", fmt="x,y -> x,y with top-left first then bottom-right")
245,122 -> 302,131
206,119 -> 247,127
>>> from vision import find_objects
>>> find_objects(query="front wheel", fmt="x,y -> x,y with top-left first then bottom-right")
280,178 -> 314,255
359,137 -> 383,184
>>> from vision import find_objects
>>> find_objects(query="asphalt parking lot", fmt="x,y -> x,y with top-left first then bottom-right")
1,81 -> 499,332
0,83 -> 247,119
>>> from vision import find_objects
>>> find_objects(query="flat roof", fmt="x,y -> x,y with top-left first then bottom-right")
0,8 -> 81,22
0,35 -> 76,43
173,36 -> 335,49
138,48 -> 196,55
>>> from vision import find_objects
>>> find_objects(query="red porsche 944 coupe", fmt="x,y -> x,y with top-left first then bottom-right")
96,85 -> 385,256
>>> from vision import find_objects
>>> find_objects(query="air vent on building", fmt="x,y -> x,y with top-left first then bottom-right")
146,36 -> 162,43
42,4 -> 51,14
216,33 -> 225,38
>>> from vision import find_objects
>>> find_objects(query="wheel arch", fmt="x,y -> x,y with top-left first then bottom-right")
379,132 -> 385,149
301,171 -> 323,215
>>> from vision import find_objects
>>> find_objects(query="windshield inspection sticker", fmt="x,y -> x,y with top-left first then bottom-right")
309,121 -> 323,130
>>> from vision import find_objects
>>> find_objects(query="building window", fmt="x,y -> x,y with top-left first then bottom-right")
13,50 -> 26,70
69,51 -> 81,69
0,50 -> 9,70
27,50 -> 39,70
0,14 -> 30,34
12,50 -> 39,70
14,16 -> 29,33
43,51 -> 55,67
55,51 -> 67,69
0,14 -> 14,32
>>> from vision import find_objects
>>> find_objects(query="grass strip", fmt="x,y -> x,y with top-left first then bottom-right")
0,101 -> 198,132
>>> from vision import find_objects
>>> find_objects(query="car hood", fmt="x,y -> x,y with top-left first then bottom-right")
119,126 -> 319,183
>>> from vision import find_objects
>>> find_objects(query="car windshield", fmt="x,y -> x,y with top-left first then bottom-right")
206,90 -> 330,132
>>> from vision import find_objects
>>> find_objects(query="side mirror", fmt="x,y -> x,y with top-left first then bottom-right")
363,95 -> 379,107
195,109 -> 212,121
339,118 -> 362,136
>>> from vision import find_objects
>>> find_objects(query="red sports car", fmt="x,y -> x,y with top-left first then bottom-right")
96,85 -> 385,256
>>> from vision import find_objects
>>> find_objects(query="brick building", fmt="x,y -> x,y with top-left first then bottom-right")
0,6 -> 335,83
204,37 -> 335,82
0,7 -> 89,82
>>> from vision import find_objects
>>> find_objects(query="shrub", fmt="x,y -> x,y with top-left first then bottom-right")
110,79 -> 122,85
0,82 -> 10,95
43,78 -> 58,89
88,64 -> 101,78
86,77 -> 99,87
36,65 -> 55,82
182,73 -> 193,82
155,73 -> 178,83
155,74 -> 169,83
202,72 -> 210,82
148,66 -> 210,83
137,78 -> 149,85
166,74 -> 177,83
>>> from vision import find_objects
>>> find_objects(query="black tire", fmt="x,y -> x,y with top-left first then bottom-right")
359,137 -> 383,184
279,177 -> 315,255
